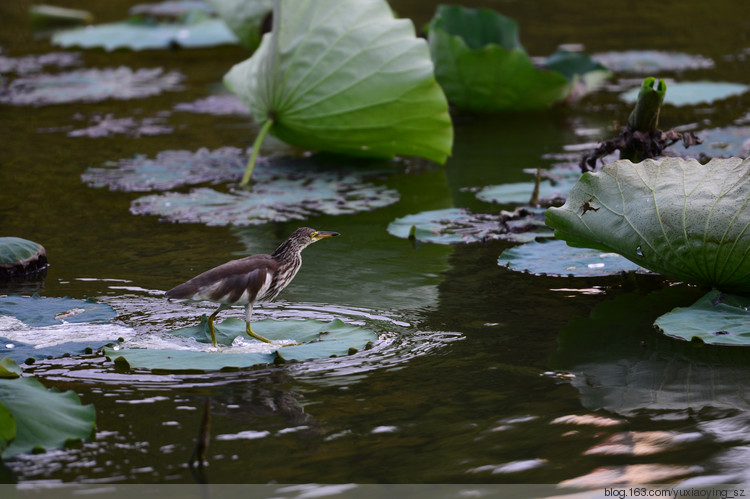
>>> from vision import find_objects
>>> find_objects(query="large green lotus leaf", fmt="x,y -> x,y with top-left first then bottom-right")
0,358 -> 22,379
104,317 -> 377,372
654,290 -> 750,346
52,18 -> 238,51
0,400 -> 15,455
205,0 -> 273,50
620,81 -> 749,107
498,239 -> 643,277
0,375 -> 95,457
546,157 -> 750,291
387,207 -> 550,245
427,5 -> 570,111
223,0 -> 452,164
0,295 -> 117,327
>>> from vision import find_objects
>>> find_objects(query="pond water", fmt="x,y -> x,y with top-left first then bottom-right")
1,0 -> 749,488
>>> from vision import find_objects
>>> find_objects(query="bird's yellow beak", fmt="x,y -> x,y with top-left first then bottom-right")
312,231 -> 340,240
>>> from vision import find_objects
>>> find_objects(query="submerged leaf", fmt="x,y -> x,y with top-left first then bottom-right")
104,317 -> 378,371
0,376 -> 95,457
427,5 -> 571,111
655,290 -> 750,346
224,0 -> 453,179
498,239 -> 643,277
546,157 -> 750,291
387,207 -> 550,245
0,67 -> 184,106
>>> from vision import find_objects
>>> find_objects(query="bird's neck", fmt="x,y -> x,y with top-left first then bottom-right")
271,239 -> 303,260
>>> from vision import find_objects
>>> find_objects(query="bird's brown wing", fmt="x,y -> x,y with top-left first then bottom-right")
165,255 -> 278,304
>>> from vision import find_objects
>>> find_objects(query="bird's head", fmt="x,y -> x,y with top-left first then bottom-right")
287,227 -> 340,251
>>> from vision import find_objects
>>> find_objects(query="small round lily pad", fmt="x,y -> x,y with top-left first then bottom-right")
498,239 -> 644,277
0,237 -> 47,278
655,290 -> 750,346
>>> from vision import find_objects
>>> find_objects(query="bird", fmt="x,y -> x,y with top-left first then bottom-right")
166,227 -> 340,347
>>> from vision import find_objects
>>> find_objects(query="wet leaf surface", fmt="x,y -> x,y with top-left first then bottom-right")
0,67 -> 184,106
655,290 -> 750,346
104,316 -> 378,372
498,239 -> 643,276
387,207 -> 551,245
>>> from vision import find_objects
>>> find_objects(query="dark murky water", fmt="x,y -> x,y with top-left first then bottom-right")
1,0 -> 749,487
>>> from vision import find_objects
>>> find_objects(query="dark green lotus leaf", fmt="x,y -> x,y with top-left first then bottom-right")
551,286 -> 750,416
546,157 -> 750,291
654,290 -> 750,346
104,317 -> 377,372
0,67 -> 184,106
0,237 -> 48,278
52,18 -> 237,51
0,373 -> 95,457
543,49 -> 612,99
387,207 -> 551,245
427,5 -> 574,111
620,81 -> 749,107
205,0 -> 272,51
173,95 -> 250,115
0,401 -> 15,456
223,0 -> 453,177
129,172 -> 399,226
592,50 -> 714,73
0,294 -> 117,326
0,51 -> 82,75
498,239 -> 643,277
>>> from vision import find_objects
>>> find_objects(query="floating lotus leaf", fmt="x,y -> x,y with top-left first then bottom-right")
546,157 -> 750,291
67,114 -> 172,138
173,95 -> 250,115
0,67 -> 184,106
498,239 -> 643,277
0,364 -> 95,457
104,317 -> 377,372
0,401 -> 14,455
427,5 -> 606,111
0,237 -> 47,278
387,207 -> 550,245
477,179 -> 574,206
0,51 -> 82,75
0,295 -> 128,362
591,51 -> 714,73
205,0 -> 273,50
129,0 -> 215,18
654,290 -> 750,346
620,81 -> 749,107
52,18 -> 237,51
667,125 -> 750,159
224,0 -> 453,183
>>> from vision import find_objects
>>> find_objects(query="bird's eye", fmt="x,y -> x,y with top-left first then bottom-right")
311,231 -> 319,238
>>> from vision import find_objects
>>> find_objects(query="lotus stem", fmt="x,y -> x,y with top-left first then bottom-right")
241,117 -> 275,186
627,77 -> 666,132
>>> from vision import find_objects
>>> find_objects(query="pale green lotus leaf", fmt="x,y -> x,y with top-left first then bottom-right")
546,157 -> 750,291
223,0 -> 453,164
104,317 -> 377,372
620,81 -> 749,107
0,237 -> 47,277
52,18 -> 238,51
0,373 -> 95,457
498,239 -> 643,277
205,0 -> 273,50
655,290 -> 750,346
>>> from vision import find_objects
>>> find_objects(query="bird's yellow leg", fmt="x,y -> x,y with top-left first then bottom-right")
207,304 -> 228,347
246,321 -> 273,343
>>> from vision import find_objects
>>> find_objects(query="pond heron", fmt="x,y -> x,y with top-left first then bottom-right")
166,227 -> 340,347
